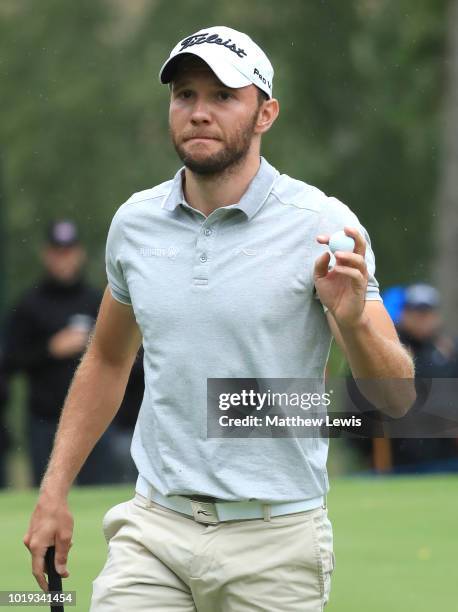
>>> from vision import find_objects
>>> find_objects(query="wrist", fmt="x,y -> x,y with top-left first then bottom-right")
39,479 -> 70,502
335,312 -> 370,333
37,493 -> 69,515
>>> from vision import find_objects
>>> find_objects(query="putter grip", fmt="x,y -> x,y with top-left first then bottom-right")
44,546 -> 64,612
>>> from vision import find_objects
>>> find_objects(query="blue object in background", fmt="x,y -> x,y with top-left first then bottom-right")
381,286 -> 405,325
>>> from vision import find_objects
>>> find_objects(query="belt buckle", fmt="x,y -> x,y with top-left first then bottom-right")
190,500 -> 219,524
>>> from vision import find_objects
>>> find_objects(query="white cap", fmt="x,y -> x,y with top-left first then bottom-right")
404,283 -> 441,309
159,26 -> 274,99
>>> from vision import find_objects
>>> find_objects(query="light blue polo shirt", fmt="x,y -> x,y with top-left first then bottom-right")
106,157 -> 382,502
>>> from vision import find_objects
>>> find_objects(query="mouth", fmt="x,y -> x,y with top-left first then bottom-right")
184,136 -> 220,143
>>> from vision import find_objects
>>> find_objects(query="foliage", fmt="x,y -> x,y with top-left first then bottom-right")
0,0 -> 448,304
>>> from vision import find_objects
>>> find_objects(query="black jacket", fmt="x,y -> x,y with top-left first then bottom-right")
391,328 -> 458,466
3,276 -> 101,420
397,329 -> 458,378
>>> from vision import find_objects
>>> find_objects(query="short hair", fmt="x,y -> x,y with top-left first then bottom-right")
256,88 -> 269,106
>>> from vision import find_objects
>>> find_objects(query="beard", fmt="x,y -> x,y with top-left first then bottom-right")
170,110 -> 259,176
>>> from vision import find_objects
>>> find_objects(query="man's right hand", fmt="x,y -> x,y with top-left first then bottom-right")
23,492 -> 74,591
48,327 -> 89,359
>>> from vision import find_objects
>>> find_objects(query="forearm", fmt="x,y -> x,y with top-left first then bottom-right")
337,314 -> 416,416
338,313 -> 413,377
40,345 -> 133,498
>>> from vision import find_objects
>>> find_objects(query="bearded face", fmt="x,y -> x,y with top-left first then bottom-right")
171,108 -> 259,176
169,58 -> 263,177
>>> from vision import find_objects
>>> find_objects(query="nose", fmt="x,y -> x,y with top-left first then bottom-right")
190,98 -> 212,125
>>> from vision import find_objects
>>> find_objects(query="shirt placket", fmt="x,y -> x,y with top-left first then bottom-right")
189,209 -> 223,287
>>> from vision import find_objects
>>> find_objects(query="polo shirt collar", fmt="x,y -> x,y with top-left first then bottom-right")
161,157 -> 279,220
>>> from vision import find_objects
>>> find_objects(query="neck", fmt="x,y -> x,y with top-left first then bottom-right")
183,151 -> 261,217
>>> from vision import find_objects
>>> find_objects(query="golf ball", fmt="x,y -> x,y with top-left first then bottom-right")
328,230 -> 355,254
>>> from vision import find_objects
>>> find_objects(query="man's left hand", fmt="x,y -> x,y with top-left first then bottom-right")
314,226 -> 369,328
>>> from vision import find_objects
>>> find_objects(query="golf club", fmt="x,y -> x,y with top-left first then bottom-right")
44,546 -> 64,612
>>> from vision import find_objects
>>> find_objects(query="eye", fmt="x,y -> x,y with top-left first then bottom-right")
217,90 -> 232,101
177,89 -> 193,100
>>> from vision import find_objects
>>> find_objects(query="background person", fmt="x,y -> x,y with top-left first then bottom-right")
391,283 -> 458,472
3,220 -> 117,486
342,283 -> 458,474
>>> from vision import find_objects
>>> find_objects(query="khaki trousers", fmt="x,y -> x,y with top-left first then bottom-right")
90,493 -> 335,611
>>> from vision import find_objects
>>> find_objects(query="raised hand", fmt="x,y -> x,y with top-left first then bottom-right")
314,226 -> 369,329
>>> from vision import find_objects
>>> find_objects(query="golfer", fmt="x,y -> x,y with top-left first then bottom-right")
24,26 -> 415,611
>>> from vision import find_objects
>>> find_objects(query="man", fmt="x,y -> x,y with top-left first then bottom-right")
391,283 -> 458,472
24,27 -> 414,611
397,284 -> 458,378
3,220 -> 116,486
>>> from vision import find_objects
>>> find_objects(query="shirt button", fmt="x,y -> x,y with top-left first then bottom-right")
204,228 -> 212,236
200,254 -> 208,263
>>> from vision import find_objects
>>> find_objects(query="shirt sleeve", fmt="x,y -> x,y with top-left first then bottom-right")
313,196 -> 383,313
105,207 -> 132,305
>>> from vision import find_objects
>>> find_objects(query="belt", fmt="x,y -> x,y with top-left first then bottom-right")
136,475 -> 325,524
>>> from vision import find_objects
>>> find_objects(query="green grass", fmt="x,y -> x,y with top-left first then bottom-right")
0,476 -> 456,611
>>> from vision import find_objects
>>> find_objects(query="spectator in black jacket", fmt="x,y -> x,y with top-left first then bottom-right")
342,284 -> 458,473
3,220 -> 117,486
392,283 -> 458,472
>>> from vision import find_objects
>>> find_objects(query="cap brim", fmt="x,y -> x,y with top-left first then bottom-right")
159,50 -> 252,90
404,303 -> 437,310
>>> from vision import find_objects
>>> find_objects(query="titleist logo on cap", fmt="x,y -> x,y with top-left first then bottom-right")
159,26 -> 274,99
179,32 -> 247,59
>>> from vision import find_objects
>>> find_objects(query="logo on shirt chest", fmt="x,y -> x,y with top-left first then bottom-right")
139,246 -> 180,260
231,247 -> 285,257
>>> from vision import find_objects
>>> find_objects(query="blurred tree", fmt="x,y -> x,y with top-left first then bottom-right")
0,0 -> 157,296
0,0 -> 449,303
108,0 -> 448,289
338,0 -> 447,286
434,0 -> 458,330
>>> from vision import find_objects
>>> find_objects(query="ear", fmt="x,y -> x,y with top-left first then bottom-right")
255,98 -> 280,135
